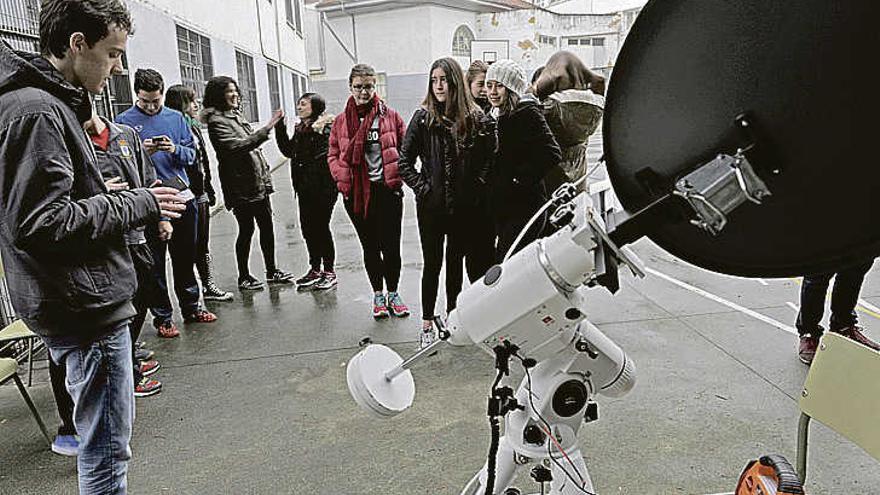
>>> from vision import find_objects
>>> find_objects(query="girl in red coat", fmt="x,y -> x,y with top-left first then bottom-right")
328,64 -> 410,319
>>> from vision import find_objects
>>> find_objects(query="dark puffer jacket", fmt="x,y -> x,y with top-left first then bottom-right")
490,94 -> 562,220
399,107 -> 495,214
203,108 -> 273,210
0,44 -> 159,342
275,113 -> 337,202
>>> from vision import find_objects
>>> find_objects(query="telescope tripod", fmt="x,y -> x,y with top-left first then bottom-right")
459,321 -> 635,495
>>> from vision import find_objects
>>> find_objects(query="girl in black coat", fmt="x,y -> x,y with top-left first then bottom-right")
486,59 -> 562,261
399,57 -> 496,349
275,93 -> 339,290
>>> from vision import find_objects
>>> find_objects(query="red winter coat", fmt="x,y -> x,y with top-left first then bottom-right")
328,98 -> 405,199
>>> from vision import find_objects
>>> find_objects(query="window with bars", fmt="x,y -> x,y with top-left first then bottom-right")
375,72 -> 387,100
0,0 -> 38,52
285,0 -> 302,33
177,25 -> 214,99
267,63 -> 280,110
452,25 -> 474,57
94,52 -> 133,120
537,34 -> 556,47
236,50 -> 259,122
0,0 -> 39,37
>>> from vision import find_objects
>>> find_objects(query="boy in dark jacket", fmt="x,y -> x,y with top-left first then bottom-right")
0,1 -> 185,491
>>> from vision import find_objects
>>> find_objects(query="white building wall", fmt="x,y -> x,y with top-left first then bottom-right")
125,2 -> 182,84
308,5 -> 475,119
547,0 -> 646,14
123,0 -> 308,122
426,5 -> 477,68
475,8 -> 634,75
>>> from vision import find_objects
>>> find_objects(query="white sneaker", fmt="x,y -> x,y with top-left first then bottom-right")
418,326 -> 436,350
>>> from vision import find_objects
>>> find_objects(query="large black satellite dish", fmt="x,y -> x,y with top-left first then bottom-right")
604,0 -> 880,277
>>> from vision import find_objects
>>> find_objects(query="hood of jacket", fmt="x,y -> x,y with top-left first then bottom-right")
312,112 -> 335,134
542,89 -> 604,148
0,42 -> 93,123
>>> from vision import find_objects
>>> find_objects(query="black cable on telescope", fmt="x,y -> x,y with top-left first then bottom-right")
483,341 -> 522,495
485,414 -> 500,495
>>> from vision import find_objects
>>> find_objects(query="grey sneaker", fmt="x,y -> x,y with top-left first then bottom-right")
267,269 -> 295,284
314,271 -> 338,290
239,275 -> 265,291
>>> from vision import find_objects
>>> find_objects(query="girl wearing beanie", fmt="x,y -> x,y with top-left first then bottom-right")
328,63 -> 410,319
486,59 -> 562,260
399,57 -> 496,349
276,93 -> 339,291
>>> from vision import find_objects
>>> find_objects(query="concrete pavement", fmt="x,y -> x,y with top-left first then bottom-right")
2,147 -> 880,494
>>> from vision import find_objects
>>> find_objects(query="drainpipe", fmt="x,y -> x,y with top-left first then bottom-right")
339,0 -> 359,61
321,11 -> 358,62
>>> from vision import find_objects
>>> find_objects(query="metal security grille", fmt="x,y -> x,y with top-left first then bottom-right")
0,0 -> 37,328
0,0 -> 39,53
236,50 -> 259,122
94,52 -> 132,120
177,25 -> 214,99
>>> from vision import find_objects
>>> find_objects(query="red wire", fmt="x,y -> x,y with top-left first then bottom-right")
538,423 -> 588,488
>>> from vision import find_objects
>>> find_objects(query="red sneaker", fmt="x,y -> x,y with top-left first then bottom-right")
138,359 -> 160,377
134,376 -> 162,398
372,293 -> 389,319
387,291 -> 410,318
798,335 -> 819,365
830,325 -> 880,352
184,309 -> 218,323
156,321 -> 180,338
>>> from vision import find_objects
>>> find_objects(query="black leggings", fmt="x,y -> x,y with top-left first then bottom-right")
344,183 -> 403,292
232,197 -> 277,279
418,207 -> 495,320
299,192 -> 337,271
417,209 -> 461,320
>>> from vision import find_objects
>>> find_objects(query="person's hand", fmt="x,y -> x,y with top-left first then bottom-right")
148,180 -> 187,219
588,73 -> 606,96
154,135 -> 176,154
157,220 -> 173,242
143,138 -> 160,155
104,176 -> 129,191
264,110 -> 284,132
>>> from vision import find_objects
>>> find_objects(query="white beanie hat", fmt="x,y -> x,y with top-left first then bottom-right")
486,59 -> 527,96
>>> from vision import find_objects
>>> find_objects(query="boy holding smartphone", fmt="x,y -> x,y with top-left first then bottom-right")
116,68 -> 218,337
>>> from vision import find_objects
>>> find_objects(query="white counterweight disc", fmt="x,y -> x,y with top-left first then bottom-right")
346,344 -> 415,418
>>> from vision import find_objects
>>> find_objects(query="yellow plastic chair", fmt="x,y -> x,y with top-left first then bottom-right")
0,255 -> 41,386
0,357 -> 51,446
797,332 -> 880,483
0,318 -> 39,386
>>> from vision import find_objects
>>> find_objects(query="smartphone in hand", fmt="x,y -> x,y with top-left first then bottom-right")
160,175 -> 195,202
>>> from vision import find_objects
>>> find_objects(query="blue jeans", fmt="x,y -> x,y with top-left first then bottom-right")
46,324 -> 134,495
